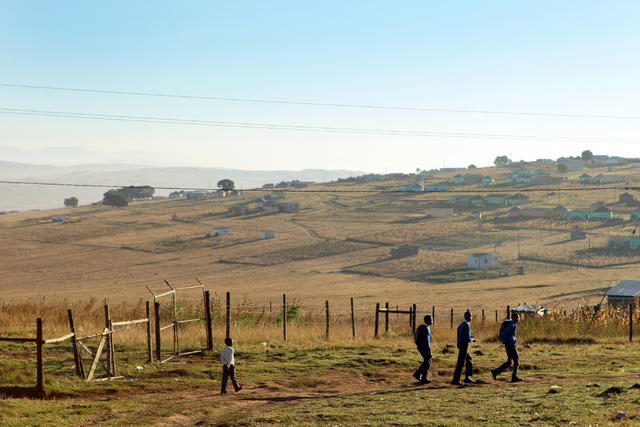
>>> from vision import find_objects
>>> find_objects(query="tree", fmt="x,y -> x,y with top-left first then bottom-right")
103,190 -> 128,207
217,179 -> 235,191
468,164 -> 477,170
581,150 -> 594,162
494,155 -> 511,167
64,197 -> 78,208
118,186 -> 155,201
557,163 -> 568,173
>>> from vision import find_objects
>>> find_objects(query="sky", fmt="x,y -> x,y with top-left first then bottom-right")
1,1 -> 639,173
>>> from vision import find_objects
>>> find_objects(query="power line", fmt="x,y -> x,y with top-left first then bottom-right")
1,179 -> 638,194
2,82 -> 640,121
1,107 -> 637,143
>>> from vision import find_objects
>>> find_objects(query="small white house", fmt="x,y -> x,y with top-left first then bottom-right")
213,227 -> 231,237
260,230 -> 275,239
52,215 -> 67,222
467,253 -> 498,269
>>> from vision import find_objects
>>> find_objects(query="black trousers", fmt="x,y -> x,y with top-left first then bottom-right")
414,347 -> 431,380
452,345 -> 473,382
494,344 -> 519,379
221,364 -> 241,392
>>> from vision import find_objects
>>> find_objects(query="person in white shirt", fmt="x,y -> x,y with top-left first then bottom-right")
220,337 -> 242,394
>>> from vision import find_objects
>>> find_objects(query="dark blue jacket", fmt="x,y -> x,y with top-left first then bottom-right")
500,320 -> 517,346
457,321 -> 472,348
415,324 -> 431,352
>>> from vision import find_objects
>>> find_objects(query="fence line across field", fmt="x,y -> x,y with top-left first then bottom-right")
2,280 -> 638,398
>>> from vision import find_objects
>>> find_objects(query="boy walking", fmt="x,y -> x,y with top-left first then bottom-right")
452,310 -> 476,385
491,312 -> 522,382
220,337 -> 242,394
413,315 -> 433,384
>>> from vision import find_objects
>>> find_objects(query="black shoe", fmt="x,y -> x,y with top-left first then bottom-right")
464,377 -> 477,384
491,369 -> 498,380
451,380 -> 462,385
511,377 -> 523,383
413,372 -> 421,381
220,390 -> 227,394
235,386 -> 243,392
420,379 -> 431,384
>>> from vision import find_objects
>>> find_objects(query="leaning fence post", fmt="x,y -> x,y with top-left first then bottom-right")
325,300 -> 330,341
507,305 -> 511,320
374,303 -> 380,338
450,308 -> 454,329
385,302 -> 389,333
282,293 -> 287,342
109,319 -> 116,376
68,309 -> 84,378
36,317 -> 44,396
630,304 -> 634,343
154,301 -> 161,361
145,301 -> 153,363
204,291 -> 213,350
350,297 -> 355,338
412,304 -> 417,335
226,292 -> 231,340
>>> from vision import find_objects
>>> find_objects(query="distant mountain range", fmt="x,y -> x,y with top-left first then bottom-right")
0,158 -> 364,212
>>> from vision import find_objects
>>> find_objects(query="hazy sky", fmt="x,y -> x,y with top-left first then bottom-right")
1,1 -> 639,172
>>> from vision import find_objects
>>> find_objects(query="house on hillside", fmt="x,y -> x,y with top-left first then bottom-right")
450,195 -> 473,205
260,230 -> 275,239
594,174 -> 625,184
425,184 -> 449,191
569,210 -> 590,220
554,205 -> 569,217
631,210 -> 640,221
52,215 -> 67,222
187,191 -> 206,199
512,303 -> 548,318
467,253 -> 499,269
591,206 -> 613,220
399,184 -> 424,191
507,206 -> 522,217
606,280 -> 640,308
279,202 -> 299,213
213,227 -> 231,236
579,174 -> 592,184
505,193 -> 531,206
485,194 -> 507,205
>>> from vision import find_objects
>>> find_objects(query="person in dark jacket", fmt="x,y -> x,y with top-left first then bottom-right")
452,310 -> 476,385
413,315 -> 433,384
491,312 -> 522,382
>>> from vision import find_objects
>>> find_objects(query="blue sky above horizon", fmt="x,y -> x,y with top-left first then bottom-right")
1,1 -> 639,172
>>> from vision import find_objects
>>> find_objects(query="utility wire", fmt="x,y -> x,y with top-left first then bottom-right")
1,107 -> 638,143
2,82 -> 640,121
1,179 -> 639,194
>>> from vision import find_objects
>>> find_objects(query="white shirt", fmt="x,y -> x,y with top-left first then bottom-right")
220,346 -> 235,367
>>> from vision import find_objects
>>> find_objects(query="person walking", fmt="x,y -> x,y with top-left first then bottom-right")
452,310 -> 476,385
220,337 -> 243,394
413,315 -> 433,384
491,312 -> 522,382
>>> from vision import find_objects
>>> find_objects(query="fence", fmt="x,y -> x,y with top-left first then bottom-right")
1,287 -> 637,398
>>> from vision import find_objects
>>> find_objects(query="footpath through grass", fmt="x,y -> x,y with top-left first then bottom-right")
2,337 -> 640,426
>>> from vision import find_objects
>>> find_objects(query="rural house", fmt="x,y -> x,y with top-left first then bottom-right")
398,184 -> 424,191
631,210 -> 640,221
213,227 -> 231,237
504,193 -> 531,206
591,206 -> 612,220
467,252 -> 498,269
606,280 -> 640,308
579,174 -> 592,184
512,304 -> 548,318
593,174 -> 625,184
485,194 -> 507,205
260,230 -> 275,239
425,184 -> 449,191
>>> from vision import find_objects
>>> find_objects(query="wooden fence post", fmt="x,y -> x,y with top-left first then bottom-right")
630,304 -> 634,343
154,301 -> 161,361
412,304 -> 417,335
104,304 -> 112,375
408,306 -> 412,327
325,300 -> 330,341
109,319 -> 116,376
482,309 -> 485,323
350,297 -> 355,338
507,305 -> 511,320
226,292 -> 231,340
432,306 -> 435,325
146,301 -> 153,363
396,305 -> 399,320
204,291 -> 213,350
282,293 -> 287,342
450,308 -> 454,329
385,302 -> 389,333
68,309 -> 84,378
374,303 -> 380,338
495,309 -> 498,322
36,317 -> 44,396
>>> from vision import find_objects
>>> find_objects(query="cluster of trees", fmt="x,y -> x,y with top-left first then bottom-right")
64,197 -> 78,208
103,185 -> 155,207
